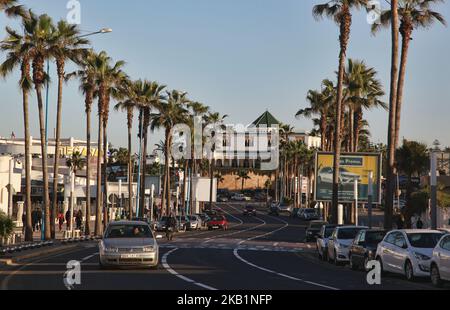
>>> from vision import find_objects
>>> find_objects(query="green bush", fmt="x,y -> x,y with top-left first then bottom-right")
0,211 -> 15,245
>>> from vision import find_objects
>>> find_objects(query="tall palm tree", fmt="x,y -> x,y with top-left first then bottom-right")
151,90 -> 189,215
236,170 -> 251,191
48,20 -> 89,238
94,51 -> 127,231
372,0 -> 446,150
26,12 -> 55,240
0,0 -> 26,18
66,50 -> 98,235
313,0 -> 367,224
0,22 -> 33,241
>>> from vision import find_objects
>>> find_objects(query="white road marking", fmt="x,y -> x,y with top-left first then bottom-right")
161,248 -> 217,291
233,248 -> 339,291
81,253 -> 99,262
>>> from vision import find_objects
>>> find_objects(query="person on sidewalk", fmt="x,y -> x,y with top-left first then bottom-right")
58,212 -> 65,231
22,211 -> 26,234
75,210 -> 83,230
65,210 -> 71,230
36,208 -> 42,231
416,217 -> 424,229
31,209 -> 37,232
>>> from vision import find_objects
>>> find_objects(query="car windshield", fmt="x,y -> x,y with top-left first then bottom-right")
324,227 -> 336,238
366,231 -> 386,244
407,233 -> 444,248
337,228 -> 362,239
105,224 -> 153,239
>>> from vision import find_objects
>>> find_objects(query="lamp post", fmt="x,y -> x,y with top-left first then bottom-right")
430,140 -> 440,230
42,28 -> 112,240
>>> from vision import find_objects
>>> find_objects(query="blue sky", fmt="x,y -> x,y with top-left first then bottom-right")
1,0 -> 450,151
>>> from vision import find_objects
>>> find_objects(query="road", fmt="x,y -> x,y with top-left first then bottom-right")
0,203 -> 446,290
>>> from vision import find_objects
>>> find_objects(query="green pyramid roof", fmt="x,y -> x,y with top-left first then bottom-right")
251,111 -> 281,127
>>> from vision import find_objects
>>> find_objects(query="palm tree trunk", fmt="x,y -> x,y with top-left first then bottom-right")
181,159 -> 188,213
95,110 -> 103,236
139,122 -> 148,218
385,0 -> 400,230
320,117 -> 327,151
394,20 -> 412,151
127,119 -> 133,220
354,108 -> 363,152
102,122 -> 108,230
349,106 -> 354,153
85,104 -> 91,235
165,129 -> 172,215
51,69 -> 64,239
22,70 -> 33,241
209,158 -> 215,209
36,87 -> 51,240
331,5 -> 351,225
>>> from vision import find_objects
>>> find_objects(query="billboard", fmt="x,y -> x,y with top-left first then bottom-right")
314,152 -> 382,203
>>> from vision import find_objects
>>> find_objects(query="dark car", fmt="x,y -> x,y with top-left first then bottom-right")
349,229 -> 387,271
268,204 -> 279,216
291,208 -> 301,218
243,205 -> 257,216
305,220 -> 328,242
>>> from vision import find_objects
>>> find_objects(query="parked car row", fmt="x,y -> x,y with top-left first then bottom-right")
313,223 -> 450,288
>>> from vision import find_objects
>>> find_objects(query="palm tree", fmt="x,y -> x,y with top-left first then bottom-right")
0,0 -> 26,18
48,20 -> 89,238
93,51 -> 127,231
0,23 -> 33,241
236,170 -> 251,191
313,0 -> 367,224
373,0 -> 446,150
26,12 -> 55,240
66,50 -> 98,235
204,112 -> 228,209
151,90 -> 189,215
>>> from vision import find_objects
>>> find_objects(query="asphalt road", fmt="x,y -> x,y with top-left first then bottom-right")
0,203 -> 447,291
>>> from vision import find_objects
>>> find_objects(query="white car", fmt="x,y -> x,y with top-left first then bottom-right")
188,215 -> 202,230
316,224 -> 339,261
327,226 -> 368,265
232,194 -> 251,201
430,234 -> 450,287
317,167 -> 361,185
376,229 -> 445,281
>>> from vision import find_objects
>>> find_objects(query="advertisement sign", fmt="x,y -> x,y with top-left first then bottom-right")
314,152 -> 382,203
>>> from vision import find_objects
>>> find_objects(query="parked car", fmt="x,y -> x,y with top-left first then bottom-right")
306,220 -> 328,242
276,202 -> 293,215
99,221 -> 162,269
302,208 -> 320,221
267,205 -> 279,216
207,215 -> 229,231
430,234 -> 450,287
290,208 -> 300,218
316,224 -> 339,261
376,229 -> 445,281
327,226 -> 368,265
196,213 -> 210,228
218,195 -> 229,202
231,193 -> 251,201
243,205 -> 257,216
187,215 -> 202,230
349,229 -> 387,271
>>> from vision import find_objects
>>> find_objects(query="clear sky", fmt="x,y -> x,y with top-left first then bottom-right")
1,0 -> 449,152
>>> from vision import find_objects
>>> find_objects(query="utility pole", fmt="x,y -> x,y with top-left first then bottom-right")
368,171 -> 373,229
430,151 -> 438,230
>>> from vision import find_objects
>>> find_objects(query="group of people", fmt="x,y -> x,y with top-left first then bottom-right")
60,210 -> 83,231
21,209 -> 43,233
395,214 -> 424,229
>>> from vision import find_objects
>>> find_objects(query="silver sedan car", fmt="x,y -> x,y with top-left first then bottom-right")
99,221 -> 162,269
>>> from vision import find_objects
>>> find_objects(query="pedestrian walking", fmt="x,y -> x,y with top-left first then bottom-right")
416,217 -> 424,229
396,215 -> 404,229
65,210 -> 71,230
31,209 -> 37,232
75,210 -> 83,230
36,208 -> 42,231
58,212 -> 65,231
22,211 -> 26,234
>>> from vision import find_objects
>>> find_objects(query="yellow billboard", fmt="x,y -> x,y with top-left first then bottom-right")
314,152 -> 382,203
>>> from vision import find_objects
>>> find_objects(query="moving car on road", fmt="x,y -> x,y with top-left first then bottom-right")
430,234 -> 450,287
349,229 -> 387,271
207,215 -> 229,231
243,205 -> 257,216
305,220 -> 328,242
376,229 -> 445,281
316,224 -> 339,261
99,221 -> 162,269
327,226 -> 368,265
276,202 -> 293,216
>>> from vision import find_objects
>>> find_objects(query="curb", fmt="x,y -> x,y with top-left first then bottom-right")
0,244 -> 79,266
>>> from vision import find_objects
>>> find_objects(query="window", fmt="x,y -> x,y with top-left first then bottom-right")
407,233 -> 444,249
385,232 -> 397,245
358,231 -> 366,243
394,234 -> 407,248
440,236 -> 450,251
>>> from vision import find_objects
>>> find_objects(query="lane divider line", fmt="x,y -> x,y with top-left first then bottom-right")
161,248 -> 217,291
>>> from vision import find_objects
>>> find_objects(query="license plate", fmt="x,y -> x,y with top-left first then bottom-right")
213,226 -> 219,229
121,254 -> 139,259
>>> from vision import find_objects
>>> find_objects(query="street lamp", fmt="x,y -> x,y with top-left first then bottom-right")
42,27 -> 112,240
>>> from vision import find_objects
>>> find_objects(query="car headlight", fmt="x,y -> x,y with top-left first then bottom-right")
143,246 -> 155,252
414,252 -> 431,261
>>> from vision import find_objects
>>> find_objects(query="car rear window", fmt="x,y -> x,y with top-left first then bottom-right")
337,228 -> 362,239
105,225 -> 153,239
407,233 -> 444,248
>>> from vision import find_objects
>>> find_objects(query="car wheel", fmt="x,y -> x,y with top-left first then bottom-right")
405,260 -> 415,281
349,254 -> 358,270
363,256 -> 370,272
431,264 -> 443,288
322,249 -> 328,262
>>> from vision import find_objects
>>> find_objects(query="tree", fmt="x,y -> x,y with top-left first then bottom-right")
236,170 -> 251,191
0,0 -> 26,18
313,0 -> 367,224
66,50 -> 98,235
0,21 -> 34,241
151,90 -> 189,215
49,20 -> 89,238
25,12 -> 55,240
